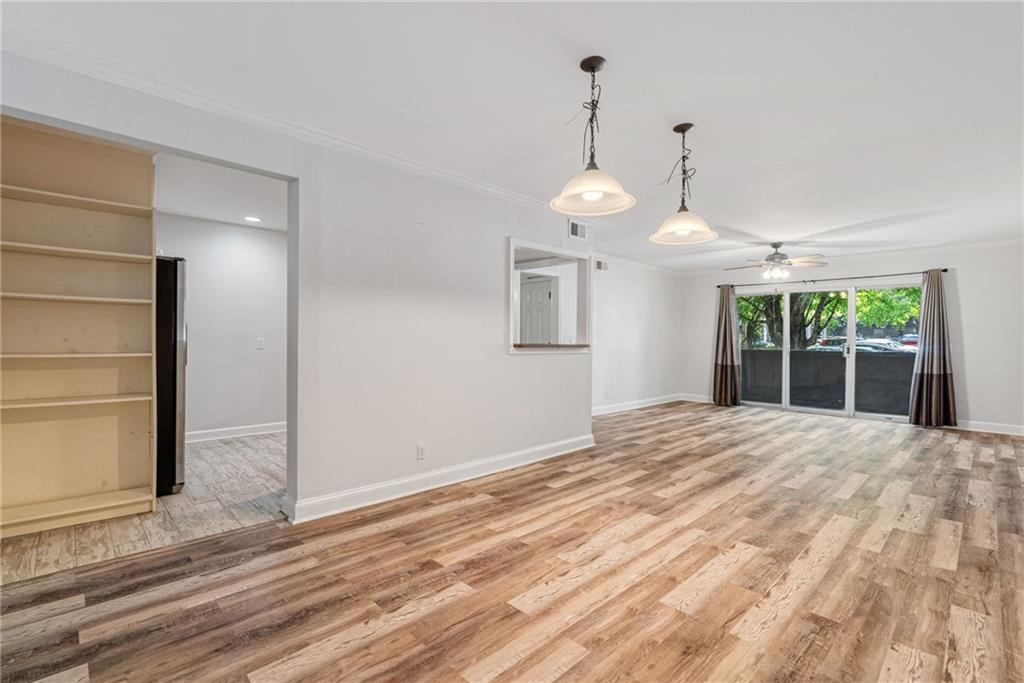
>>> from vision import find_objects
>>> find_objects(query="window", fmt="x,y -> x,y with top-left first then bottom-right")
509,239 -> 590,353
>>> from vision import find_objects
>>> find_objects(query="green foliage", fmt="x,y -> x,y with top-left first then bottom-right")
737,287 -> 919,351
854,287 -> 920,329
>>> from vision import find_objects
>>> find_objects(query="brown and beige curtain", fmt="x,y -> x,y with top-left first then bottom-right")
713,285 -> 742,406
909,269 -> 957,426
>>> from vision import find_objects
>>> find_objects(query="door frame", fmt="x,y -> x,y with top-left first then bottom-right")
737,275 -> 919,421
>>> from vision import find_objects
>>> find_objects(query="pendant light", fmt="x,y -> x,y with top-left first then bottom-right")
550,56 -> 636,217
649,123 -> 718,245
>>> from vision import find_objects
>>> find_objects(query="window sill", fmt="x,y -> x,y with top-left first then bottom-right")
511,343 -> 590,355
513,343 -> 589,349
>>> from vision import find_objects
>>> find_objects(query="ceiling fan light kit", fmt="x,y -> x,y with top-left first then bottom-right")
550,56 -> 636,217
649,122 -> 718,246
762,266 -> 791,280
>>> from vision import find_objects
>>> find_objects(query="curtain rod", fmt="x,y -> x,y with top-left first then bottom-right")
719,268 -> 947,289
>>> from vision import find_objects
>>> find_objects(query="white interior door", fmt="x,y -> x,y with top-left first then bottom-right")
521,278 -> 554,343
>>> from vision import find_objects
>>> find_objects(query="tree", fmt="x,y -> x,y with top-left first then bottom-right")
737,295 -> 783,347
738,292 -> 846,349
854,287 -> 920,330
737,287 -> 921,350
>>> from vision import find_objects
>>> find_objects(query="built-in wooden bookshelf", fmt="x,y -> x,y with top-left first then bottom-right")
0,117 -> 157,538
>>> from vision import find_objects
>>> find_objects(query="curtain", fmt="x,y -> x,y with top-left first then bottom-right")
713,285 -> 742,406
909,269 -> 957,426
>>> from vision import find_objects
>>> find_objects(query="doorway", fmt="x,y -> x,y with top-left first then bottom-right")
153,153 -> 289,537
738,283 -> 921,420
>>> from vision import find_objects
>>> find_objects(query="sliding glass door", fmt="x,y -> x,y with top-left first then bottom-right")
738,283 -> 920,420
852,286 -> 921,416
788,290 -> 850,412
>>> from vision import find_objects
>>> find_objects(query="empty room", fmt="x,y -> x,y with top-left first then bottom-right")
0,3 -> 1021,682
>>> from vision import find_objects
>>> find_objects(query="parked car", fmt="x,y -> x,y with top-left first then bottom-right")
817,337 -> 846,347
862,340 -> 916,352
864,338 -> 915,351
805,341 -> 914,353
896,334 -> 919,346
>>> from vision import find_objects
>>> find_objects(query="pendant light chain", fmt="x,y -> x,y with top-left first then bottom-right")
662,130 -> 696,212
679,131 -> 695,210
582,71 -> 602,169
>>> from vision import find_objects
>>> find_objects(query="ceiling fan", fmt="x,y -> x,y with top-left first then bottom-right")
725,242 -> 827,279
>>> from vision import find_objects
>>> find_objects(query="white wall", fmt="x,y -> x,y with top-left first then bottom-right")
2,53 -> 594,521
155,213 -> 287,439
592,255 -> 688,414
676,240 -> 1024,435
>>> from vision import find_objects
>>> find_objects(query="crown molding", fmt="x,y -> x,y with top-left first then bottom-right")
1,33 -> 550,213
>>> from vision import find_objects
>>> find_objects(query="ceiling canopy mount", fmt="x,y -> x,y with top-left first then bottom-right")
579,55 -> 606,73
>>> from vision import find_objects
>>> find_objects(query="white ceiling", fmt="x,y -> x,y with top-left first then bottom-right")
4,3 -> 1021,271
155,154 -> 288,231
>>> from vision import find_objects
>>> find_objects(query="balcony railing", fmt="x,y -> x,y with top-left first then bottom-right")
741,349 -> 915,415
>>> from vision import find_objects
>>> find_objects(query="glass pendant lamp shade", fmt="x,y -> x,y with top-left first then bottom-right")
649,209 -> 718,245
550,168 -> 636,216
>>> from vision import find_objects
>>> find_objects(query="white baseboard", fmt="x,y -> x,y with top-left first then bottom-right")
952,420 -> 1024,437
185,421 -> 287,443
592,393 -> 710,416
289,433 -> 595,524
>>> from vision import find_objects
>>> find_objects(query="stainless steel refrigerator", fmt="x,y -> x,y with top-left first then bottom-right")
156,256 -> 187,495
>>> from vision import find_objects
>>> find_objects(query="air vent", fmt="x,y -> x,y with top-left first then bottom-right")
568,219 -> 588,240
595,260 -> 609,271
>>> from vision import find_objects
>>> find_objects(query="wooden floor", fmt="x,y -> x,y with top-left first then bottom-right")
1,403 -> 1021,682
0,433 -> 286,585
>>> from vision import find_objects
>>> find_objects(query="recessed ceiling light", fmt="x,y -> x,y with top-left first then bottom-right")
244,216 -> 262,223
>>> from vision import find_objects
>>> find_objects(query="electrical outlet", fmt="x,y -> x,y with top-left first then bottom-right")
416,444 -> 426,460
256,337 -> 265,350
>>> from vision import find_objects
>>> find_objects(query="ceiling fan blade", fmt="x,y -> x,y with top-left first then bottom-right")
724,264 -> 767,271
746,258 -> 769,263
713,224 -> 768,244
789,253 -> 825,261
792,210 -> 939,243
785,240 -> 911,249
790,261 -> 827,268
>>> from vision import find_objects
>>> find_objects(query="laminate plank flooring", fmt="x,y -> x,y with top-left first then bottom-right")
2,403 -> 1022,682
0,433 -> 286,585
